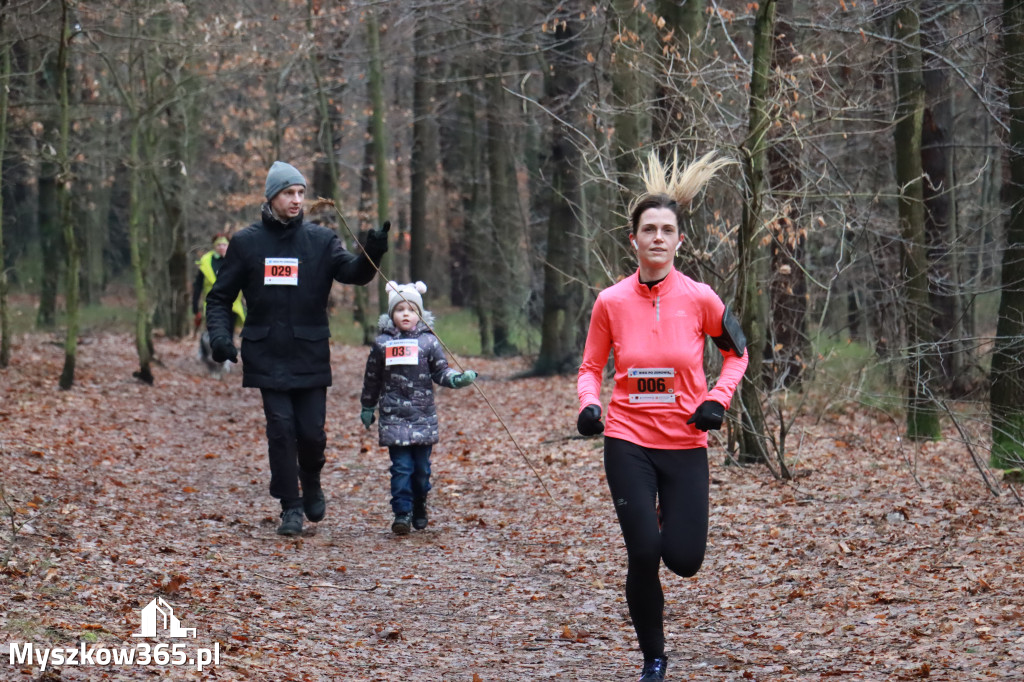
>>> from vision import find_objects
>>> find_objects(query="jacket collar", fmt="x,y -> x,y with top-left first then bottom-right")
378,315 -> 433,337
630,269 -> 677,297
260,202 -> 304,230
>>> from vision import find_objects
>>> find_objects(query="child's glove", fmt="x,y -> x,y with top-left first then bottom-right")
577,404 -> 604,436
360,407 -> 376,428
686,400 -> 725,431
452,370 -> 477,388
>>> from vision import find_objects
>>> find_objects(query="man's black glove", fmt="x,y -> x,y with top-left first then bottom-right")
364,220 -> 390,261
210,336 -> 238,363
577,404 -> 605,436
687,400 -> 725,431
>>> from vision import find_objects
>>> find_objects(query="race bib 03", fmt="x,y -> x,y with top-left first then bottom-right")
384,339 -> 420,366
264,257 -> 299,286
627,367 -> 676,404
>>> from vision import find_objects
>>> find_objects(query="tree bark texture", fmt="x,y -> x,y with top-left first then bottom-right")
894,2 -> 941,440
535,1 -> 584,375
766,0 -> 808,391
0,0 -> 9,367
57,0 -> 79,390
991,0 -> 1024,468
737,0 -> 776,465
410,15 -> 433,285
367,8 -> 392,315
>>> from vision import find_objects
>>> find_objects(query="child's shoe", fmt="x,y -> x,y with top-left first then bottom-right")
412,498 -> 428,530
391,512 -> 412,535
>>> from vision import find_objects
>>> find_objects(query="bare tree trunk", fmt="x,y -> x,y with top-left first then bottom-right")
894,1 -> 940,440
409,14 -> 433,284
737,0 -> 775,465
991,0 -> 1024,469
367,7 -> 391,314
36,157 -> 59,329
535,0 -> 583,375
767,0 -> 808,390
438,53 -> 491,353
485,55 -> 522,357
356,114 -> 375,345
610,0 -> 646,201
653,0 -> 705,151
920,2 -> 969,395
308,0 -> 345,211
79,124 -> 110,307
57,0 -> 78,390
0,0 -> 10,368
129,120 -> 153,384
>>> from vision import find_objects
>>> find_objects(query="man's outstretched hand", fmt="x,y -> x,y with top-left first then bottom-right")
365,220 -> 390,260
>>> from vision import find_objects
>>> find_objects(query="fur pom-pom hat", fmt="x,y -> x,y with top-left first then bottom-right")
386,281 -> 427,317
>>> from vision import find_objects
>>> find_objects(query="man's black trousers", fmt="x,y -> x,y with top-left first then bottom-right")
260,387 -> 327,508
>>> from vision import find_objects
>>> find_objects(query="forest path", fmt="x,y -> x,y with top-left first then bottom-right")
1,333 -> 1021,680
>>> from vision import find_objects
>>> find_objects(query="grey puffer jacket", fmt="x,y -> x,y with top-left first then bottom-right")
360,313 -> 460,446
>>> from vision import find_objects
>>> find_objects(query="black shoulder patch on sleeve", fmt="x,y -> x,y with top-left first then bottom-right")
712,306 -> 747,358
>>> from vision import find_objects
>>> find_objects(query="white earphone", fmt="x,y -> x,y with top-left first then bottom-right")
631,239 -> 638,249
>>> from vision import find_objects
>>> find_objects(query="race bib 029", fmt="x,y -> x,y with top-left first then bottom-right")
264,257 -> 299,286
627,367 -> 676,404
384,339 -> 420,366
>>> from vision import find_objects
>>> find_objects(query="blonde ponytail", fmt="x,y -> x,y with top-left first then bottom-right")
631,150 -> 734,222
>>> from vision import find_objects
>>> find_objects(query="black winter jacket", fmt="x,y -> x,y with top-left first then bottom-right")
206,205 -> 381,389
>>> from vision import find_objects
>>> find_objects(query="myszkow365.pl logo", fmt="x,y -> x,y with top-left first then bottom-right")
6,597 -> 220,674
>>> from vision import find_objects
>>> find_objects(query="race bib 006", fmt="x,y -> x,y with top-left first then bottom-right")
264,257 -> 299,285
384,339 -> 419,366
627,367 -> 676,404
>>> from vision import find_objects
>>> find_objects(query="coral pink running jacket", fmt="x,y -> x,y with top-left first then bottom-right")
578,270 -> 749,449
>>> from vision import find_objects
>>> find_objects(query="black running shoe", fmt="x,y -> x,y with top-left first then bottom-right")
639,656 -> 667,681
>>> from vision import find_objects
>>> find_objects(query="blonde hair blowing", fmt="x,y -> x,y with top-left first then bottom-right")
632,150 -> 734,217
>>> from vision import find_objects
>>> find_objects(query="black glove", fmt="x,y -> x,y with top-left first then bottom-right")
364,220 -> 390,260
687,400 -> 725,431
210,336 -> 238,363
577,404 -> 604,436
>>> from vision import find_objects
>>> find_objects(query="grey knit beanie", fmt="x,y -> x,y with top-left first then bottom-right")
264,161 -> 307,200
386,280 -> 427,317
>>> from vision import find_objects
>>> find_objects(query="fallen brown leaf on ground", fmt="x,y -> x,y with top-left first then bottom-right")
0,333 -> 1022,680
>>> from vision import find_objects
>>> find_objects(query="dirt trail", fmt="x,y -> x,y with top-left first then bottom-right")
1,333 -> 1022,680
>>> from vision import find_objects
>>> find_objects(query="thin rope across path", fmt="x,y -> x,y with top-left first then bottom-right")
314,197 -> 556,504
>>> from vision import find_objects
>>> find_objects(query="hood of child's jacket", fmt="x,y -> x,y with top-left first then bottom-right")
377,312 -> 436,334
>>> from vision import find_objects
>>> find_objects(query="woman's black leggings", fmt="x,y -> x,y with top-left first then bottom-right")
603,437 -> 709,659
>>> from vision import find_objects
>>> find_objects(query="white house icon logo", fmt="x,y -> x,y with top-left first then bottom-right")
131,598 -> 196,638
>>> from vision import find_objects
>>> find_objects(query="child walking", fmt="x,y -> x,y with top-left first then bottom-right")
360,281 -> 477,534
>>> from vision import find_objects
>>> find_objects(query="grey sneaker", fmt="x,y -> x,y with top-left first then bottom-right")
277,507 -> 304,536
391,512 -> 412,535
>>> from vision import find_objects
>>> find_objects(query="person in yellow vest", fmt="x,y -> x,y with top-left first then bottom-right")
193,233 -> 245,371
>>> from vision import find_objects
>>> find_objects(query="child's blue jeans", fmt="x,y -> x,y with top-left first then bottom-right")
388,445 -> 432,513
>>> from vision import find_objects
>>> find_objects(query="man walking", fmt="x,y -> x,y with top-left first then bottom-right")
206,160 -> 388,535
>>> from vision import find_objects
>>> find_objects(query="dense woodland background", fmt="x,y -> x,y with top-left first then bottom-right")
2,3 -> 1024,679
3,0 -> 1024,476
